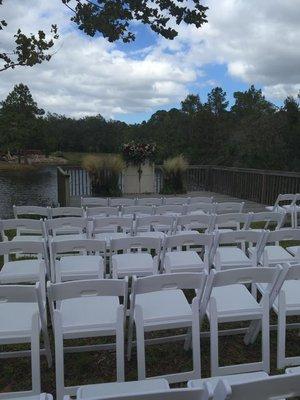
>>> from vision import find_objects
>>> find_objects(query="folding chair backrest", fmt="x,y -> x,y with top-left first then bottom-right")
266,228 -> 300,243
50,207 -> 84,218
122,206 -> 154,216
272,193 -> 296,208
0,283 -> 39,303
86,206 -> 119,218
13,205 -> 50,219
133,272 -> 207,294
186,202 -> 215,214
189,196 -> 214,204
46,217 -> 87,236
0,240 -> 46,258
163,197 -> 189,205
91,217 -> 133,234
50,239 -> 106,257
48,279 -> 127,301
0,218 -> 45,239
156,205 -> 185,215
215,230 -> 264,246
110,236 -> 161,254
214,202 -> 245,214
81,197 -> 108,207
135,215 -> 175,233
214,213 -> 250,230
76,386 -> 212,400
136,197 -> 163,206
245,211 -> 285,230
109,198 -> 135,207
164,233 -> 214,250
175,214 -> 215,232
214,372 -> 300,400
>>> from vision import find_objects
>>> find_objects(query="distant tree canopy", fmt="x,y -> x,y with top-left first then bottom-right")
0,83 -> 299,171
0,0 -> 207,71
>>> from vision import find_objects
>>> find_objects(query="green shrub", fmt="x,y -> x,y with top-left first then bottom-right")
82,154 -> 124,197
161,155 -> 188,194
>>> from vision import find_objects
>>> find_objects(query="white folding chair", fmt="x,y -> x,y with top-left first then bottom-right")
0,283 -> 52,399
214,202 -> 245,214
136,197 -> 163,206
188,196 -> 214,204
86,206 -> 119,219
212,230 -> 265,270
91,217 -> 133,247
292,193 -> 300,228
45,217 -> 88,242
213,213 -> 250,232
174,214 -> 215,234
265,193 -> 296,227
244,211 -> 285,231
121,205 -> 154,218
0,241 -> 48,284
260,229 -> 300,267
48,279 -> 128,400
49,239 -> 106,282
161,233 -> 214,273
69,380 -> 213,400
213,370 -> 300,400
50,207 -> 84,218
81,197 -> 108,208
155,205 -> 186,216
163,197 -> 189,205
135,215 -> 175,239
127,273 -> 207,383
109,198 -> 136,207
110,236 -> 161,278
13,205 -> 50,219
0,218 -> 47,242
204,266 -> 281,376
186,202 -> 215,215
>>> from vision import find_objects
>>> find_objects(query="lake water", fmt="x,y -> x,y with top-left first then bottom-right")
0,165 -> 58,218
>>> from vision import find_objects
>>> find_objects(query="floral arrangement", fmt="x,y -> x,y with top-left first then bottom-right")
122,141 -> 156,166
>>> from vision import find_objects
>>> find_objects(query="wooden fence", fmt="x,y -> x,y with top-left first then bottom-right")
57,165 -> 300,206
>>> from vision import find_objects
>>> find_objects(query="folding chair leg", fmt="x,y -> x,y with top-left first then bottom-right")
261,307 -> 270,373
127,315 -> 134,361
31,313 -> 41,394
184,327 -> 192,351
209,299 -> 219,376
191,301 -> 201,378
277,294 -> 286,369
116,307 -> 125,381
54,312 -> 65,400
135,306 -> 146,380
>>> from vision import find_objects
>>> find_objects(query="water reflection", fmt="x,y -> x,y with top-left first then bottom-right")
0,165 -> 57,218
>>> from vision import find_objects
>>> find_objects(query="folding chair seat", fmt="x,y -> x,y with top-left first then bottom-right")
81,197 -> 108,208
13,205 -> 50,220
3,395 -> 53,400
259,229 -> 300,267
136,197 -> 163,206
265,193 -> 296,227
85,206 -> 119,219
135,215 -> 174,238
0,241 -> 48,284
174,214 -> 215,235
0,284 -> 51,399
68,380 -> 212,400
111,236 -> 161,278
127,273 -> 207,383
163,197 -> 188,206
91,217 -> 133,247
212,230 -> 264,270
49,207 -> 84,218
45,217 -> 88,242
188,196 -> 214,204
244,211 -> 285,232
214,202 -> 245,214
186,202 -> 215,215
161,233 -> 213,273
212,370 -> 300,400
48,279 -> 128,400
213,213 -> 250,232
49,239 -> 106,282
121,205 -> 154,218
204,266 -> 281,376
155,205 -> 186,217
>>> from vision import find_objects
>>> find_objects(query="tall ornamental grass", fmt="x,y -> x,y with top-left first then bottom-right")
161,155 -> 188,194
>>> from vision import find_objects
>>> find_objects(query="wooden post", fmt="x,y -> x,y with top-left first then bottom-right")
57,167 -> 70,207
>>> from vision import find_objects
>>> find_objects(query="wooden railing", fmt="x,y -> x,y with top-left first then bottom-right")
58,165 -> 300,206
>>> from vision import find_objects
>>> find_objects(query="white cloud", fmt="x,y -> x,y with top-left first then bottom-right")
0,0 -> 299,119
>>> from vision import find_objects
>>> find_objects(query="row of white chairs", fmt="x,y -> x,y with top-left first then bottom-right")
3,263 -> 300,400
80,196 -> 214,208
12,202 -> 245,220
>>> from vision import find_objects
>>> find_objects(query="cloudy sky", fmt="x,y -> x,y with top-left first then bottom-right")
1,0 -> 300,122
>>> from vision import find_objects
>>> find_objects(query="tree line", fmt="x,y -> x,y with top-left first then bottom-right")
0,83 -> 299,171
